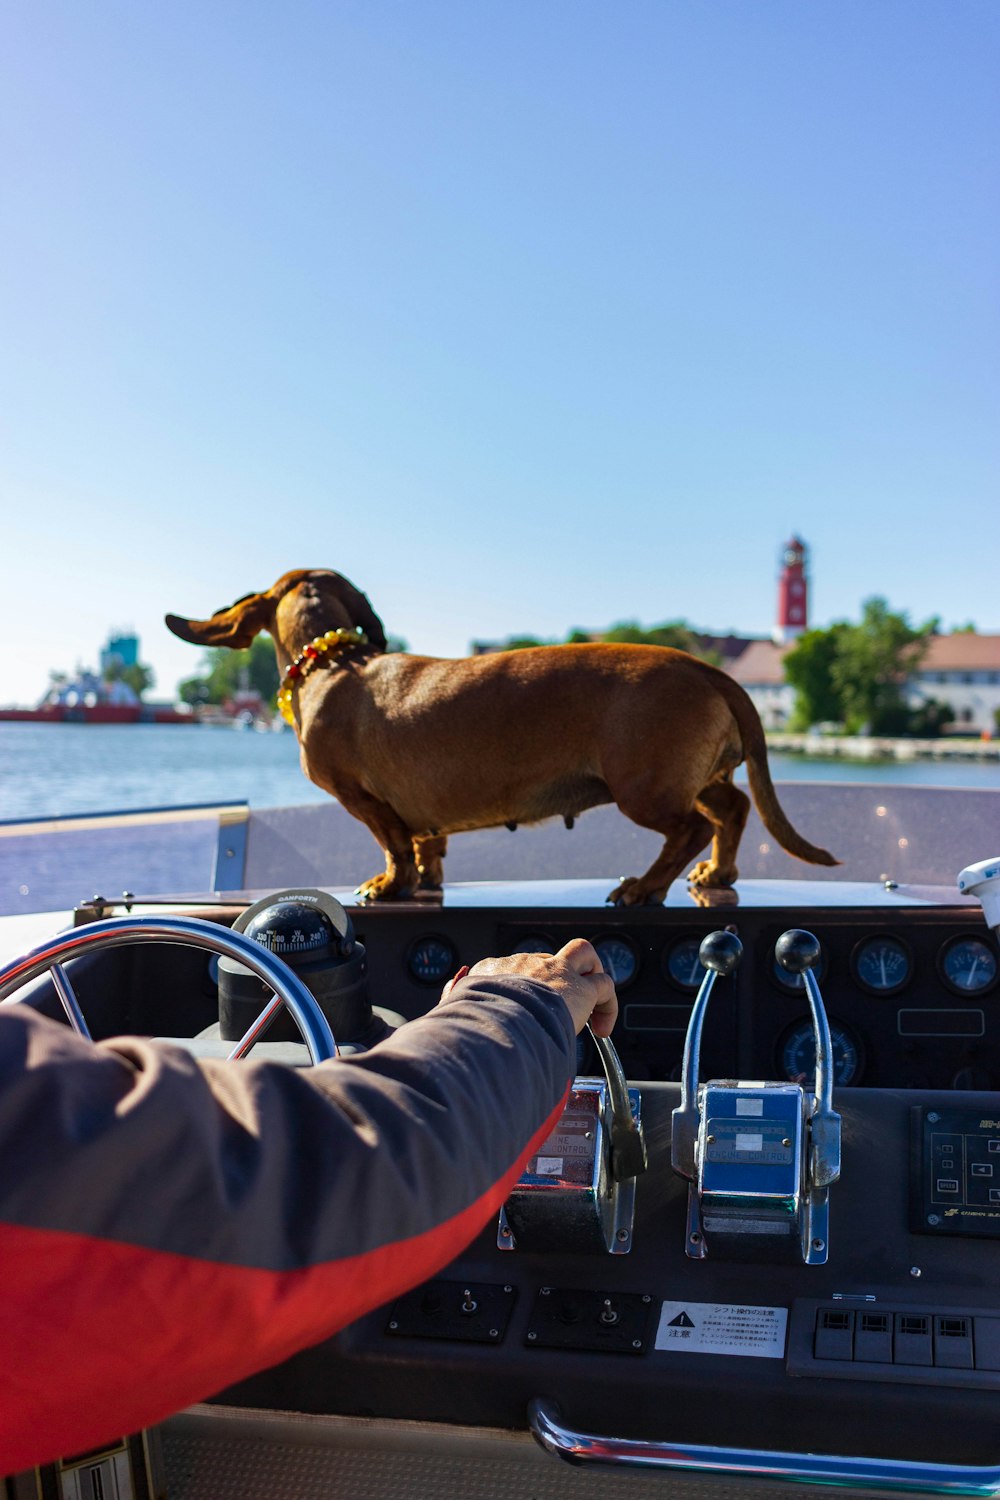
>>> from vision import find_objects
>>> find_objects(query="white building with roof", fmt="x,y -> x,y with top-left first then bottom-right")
907,634 -> 1000,734
725,633 -> 1000,735
726,640 -> 793,728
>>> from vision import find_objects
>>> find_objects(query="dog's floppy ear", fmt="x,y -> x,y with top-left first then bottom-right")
165,589 -> 274,649
333,575 -> 388,652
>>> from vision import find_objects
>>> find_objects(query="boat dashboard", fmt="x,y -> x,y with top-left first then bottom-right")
59,876 -> 1000,1093
345,878 -> 1000,1094
7,874 -> 1000,1498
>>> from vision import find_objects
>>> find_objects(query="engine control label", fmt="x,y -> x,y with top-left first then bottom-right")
655,1301 -> 788,1358
704,1117 -> 795,1166
525,1096 -> 598,1185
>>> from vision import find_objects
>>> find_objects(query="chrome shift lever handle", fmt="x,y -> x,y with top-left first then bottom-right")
776,929 -> 841,1189
589,1029 -> 647,1181
671,930 -> 742,1181
672,927 -> 840,1265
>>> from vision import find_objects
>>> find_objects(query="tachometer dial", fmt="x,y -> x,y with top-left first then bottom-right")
851,935 -> 912,995
939,936 -> 999,996
510,933 -> 554,954
779,1019 -> 863,1087
663,936 -> 707,992
406,935 -> 458,985
592,934 -> 640,988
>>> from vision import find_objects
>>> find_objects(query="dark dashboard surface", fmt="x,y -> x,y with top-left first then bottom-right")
32,876 -> 1000,1482
212,879 -> 1000,1472
66,877 -> 1000,1093
332,880 -> 999,1094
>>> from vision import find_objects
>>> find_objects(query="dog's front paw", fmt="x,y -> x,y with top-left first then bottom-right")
605,876 -> 666,907
605,875 -> 637,906
355,872 -> 414,902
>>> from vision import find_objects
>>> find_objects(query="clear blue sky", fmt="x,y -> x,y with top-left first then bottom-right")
1,1 -> 997,705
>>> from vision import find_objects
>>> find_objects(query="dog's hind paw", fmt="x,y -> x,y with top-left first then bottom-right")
687,860 -> 736,889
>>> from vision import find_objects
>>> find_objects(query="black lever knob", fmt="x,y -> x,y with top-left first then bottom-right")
698,929 -> 743,975
776,929 -> 822,974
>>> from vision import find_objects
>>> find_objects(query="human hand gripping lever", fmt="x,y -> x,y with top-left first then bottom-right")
441,937 -> 617,1037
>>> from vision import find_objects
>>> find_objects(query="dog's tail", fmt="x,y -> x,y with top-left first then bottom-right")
712,670 -> 840,868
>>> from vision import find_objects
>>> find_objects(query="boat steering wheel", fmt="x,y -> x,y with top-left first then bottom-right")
0,914 -> 337,1063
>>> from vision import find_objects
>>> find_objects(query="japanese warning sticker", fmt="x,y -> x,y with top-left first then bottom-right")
655,1301 -> 787,1358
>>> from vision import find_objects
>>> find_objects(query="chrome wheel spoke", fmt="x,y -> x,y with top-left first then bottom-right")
51,963 -> 93,1039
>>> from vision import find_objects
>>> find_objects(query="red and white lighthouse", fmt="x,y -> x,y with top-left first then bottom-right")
774,536 -> 809,644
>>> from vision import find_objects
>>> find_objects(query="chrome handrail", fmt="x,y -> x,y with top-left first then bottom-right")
528,1399 -> 1000,1496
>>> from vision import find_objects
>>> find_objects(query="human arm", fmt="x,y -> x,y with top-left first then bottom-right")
0,967 -> 580,1471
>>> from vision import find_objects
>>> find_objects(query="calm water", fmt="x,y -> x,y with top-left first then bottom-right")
0,721 -> 996,823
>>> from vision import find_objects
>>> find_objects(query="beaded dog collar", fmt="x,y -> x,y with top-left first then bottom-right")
276,627 -> 369,724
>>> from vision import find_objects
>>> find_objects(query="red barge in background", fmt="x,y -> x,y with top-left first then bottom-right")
0,702 -> 190,724
0,630 -> 192,724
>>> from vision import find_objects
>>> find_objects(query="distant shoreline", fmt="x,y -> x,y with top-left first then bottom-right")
766,732 -> 999,764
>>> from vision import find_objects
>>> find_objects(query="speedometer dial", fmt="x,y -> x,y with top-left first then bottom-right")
406,935 -> 458,985
939,936 -> 999,996
663,937 -> 706,992
592,934 -> 640,988
510,933 -> 553,954
851,936 -> 912,995
779,1019 -> 863,1087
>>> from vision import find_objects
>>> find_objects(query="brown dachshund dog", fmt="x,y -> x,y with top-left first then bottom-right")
166,569 -> 837,904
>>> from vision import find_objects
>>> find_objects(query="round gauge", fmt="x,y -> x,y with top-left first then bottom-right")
851,935 -> 912,996
939,935 -> 999,996
779,1019 -> 863,1088
510,933 -> 553,955
592,934 -> 640,988
772,941 -> 826,993
664,936 -> 707,992
406,934 -> 458,986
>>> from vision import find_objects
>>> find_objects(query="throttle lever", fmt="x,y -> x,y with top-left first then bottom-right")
672,926 -> 840,1265
671,929 -> 743,1181
498,1027 -> 645,1254
776,929 -> 841,1191
590,1028 -> 647,1181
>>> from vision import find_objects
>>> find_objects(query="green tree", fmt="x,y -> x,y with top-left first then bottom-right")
831,598 -> 934,735
498,635 -> 551,651
178,676 -> 211,707
103,658 -> 154,699
121,662 -> 154,698
603,619 -> 715,659
783,623 -> 850,730
182,634 -> 281,706
495,618 -> 716,659
907,698 -> 955,738
599,620 -> 649,645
